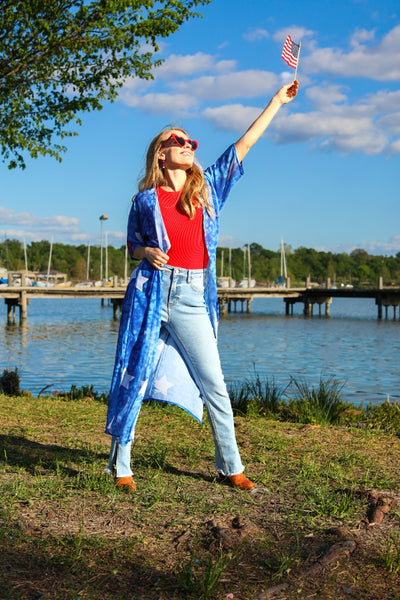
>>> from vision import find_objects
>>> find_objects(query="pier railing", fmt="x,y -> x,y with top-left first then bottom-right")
1,283 -> 400,323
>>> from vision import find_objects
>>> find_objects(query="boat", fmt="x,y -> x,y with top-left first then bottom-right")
238,278 -> 256,288
217,248 -> 236,288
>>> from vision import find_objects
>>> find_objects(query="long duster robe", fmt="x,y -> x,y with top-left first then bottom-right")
105,144 -> 244,445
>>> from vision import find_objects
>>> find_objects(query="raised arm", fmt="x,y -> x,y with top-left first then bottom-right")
234,80 -> 299,163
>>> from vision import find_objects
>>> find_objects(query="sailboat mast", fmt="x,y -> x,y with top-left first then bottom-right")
47,237 -> 53,283
23,239 -> 28,271
86,244 -> 91,281
229,247 -> 232,286
281,237 -> 287,280
247,243 -> 251,287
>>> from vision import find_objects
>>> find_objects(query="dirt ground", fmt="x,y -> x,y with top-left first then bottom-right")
1,397 -> 399,599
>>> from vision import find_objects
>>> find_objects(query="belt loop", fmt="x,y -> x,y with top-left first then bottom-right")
186,270 -> 191,283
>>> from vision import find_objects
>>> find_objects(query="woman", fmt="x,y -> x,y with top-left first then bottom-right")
105,80 -> 299,492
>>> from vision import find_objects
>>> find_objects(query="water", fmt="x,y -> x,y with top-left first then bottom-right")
1,296 -> 399,404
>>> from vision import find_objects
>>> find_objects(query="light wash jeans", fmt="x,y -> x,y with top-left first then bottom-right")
106,265 -> 244,478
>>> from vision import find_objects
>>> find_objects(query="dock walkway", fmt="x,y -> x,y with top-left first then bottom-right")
1,282 -> 400,323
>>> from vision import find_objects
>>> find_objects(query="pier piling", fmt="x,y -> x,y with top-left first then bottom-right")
1,285 -> 400,322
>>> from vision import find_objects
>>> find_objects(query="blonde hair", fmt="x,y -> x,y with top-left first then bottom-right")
138,127 -> 211,219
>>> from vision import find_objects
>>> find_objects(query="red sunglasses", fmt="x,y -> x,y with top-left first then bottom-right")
160,133 -> 198,151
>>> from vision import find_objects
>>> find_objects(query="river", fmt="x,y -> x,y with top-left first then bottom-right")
1,296 -> 399,404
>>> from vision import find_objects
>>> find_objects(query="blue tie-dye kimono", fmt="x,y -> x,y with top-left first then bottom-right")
105,144 -> 244,445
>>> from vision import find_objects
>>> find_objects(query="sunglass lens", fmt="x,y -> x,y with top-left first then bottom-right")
190,140 -> 198,150
174,136 -> 185,147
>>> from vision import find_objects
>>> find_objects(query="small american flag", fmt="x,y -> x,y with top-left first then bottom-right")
281,35 -> 300,69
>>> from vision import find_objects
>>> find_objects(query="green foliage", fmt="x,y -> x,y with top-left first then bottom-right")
286,376 -> 352,426
0,0 -> 209,168
365,400 -> 400,436
216,244 -> 400,286
0,238 -> 135,280
229,374 -> 399,430
1,238 -> 400,285
0,368 -> 21,396
1,394 -> 400,599
60,384 -> 108,403
230,373 -> 286,417
177,551 -> 233,599
380,534 -> 400,574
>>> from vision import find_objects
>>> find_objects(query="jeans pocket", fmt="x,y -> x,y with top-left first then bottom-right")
190,273 -> 205,294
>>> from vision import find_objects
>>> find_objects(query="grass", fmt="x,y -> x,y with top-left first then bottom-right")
380,533 -> 400,574
0,393 -> 399,599
229,373 -> 400,434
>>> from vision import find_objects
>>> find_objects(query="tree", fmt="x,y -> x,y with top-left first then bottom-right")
0,0 -> 209,169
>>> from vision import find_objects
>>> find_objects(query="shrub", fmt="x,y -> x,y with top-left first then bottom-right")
229,374 -> 286,417
285,376 -> 352,426
365,399 -> 400,436
0,368 -> 21,396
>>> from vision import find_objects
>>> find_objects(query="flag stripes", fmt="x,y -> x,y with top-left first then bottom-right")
281,35 -> 300,69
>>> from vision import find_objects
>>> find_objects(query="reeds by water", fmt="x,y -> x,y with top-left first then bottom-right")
2,368 -> 399,434
228,373 -> 400,434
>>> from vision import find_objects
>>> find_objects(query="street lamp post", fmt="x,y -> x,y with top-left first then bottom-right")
99,214 -> 108,283
105,231 -> 109,283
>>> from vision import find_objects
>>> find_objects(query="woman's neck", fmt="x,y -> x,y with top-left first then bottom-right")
162,168 -> 187,192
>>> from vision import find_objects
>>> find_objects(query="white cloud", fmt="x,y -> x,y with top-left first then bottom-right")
119,91 -> 198,116
118,52 -> 238,114
203,104 -> 261,132
304,24 -> 400,81
172,70 -> 279,101
265,85 -> 400,155
115,26 -> 400,158
350,28 -> 376,46
0,207 -> 79,230
217,234 -> 243,248
154,52 -> 235,80
305,84 -> 349,109
243,28 -> 269,42
0,208 -> 87,244
0,210 -> 126,246
0,207 -> 33,226
388,138 -> 400,154
316,236 -> 400,256
273,26 -> 314,44
119,77 -> 153,93
270,110 -> 390,155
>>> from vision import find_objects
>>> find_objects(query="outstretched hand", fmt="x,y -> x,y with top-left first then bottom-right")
276,80 -> 299,104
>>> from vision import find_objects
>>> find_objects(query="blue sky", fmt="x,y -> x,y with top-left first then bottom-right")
1,0 -> 400,255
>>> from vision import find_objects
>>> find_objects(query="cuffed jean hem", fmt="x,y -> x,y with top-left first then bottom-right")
105,436 -> 133,478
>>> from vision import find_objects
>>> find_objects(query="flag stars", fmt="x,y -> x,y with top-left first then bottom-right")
153,375 -> 174,397
136,270 -> 149,291
121,369 -> 134,389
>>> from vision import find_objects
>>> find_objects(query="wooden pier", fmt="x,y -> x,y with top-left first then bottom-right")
0,286 -> 127,324
1,281 -> 400,324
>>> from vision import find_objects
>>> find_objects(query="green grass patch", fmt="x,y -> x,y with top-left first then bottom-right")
0,393 -> 399,599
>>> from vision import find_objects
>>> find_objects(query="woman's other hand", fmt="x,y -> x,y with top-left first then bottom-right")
144,247 -> 169,270
132,246 -> 169,269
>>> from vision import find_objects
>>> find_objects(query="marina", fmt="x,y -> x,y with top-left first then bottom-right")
1,280 -> 400,323
1,296 -> 399,404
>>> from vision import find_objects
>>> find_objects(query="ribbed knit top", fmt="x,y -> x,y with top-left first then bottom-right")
157,187 -> 209,269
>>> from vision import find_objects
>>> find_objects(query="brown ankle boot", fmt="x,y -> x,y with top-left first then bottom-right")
227,473 -> 255,490
116,476 -> 137,492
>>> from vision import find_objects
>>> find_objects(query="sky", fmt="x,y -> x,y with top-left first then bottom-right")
1,0 -> 400,256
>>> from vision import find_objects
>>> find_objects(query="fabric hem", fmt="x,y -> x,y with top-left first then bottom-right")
143,398 -> 204,424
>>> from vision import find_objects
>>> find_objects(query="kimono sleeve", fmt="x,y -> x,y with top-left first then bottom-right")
204,144 -> 244,213
127,195 -> 144,258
